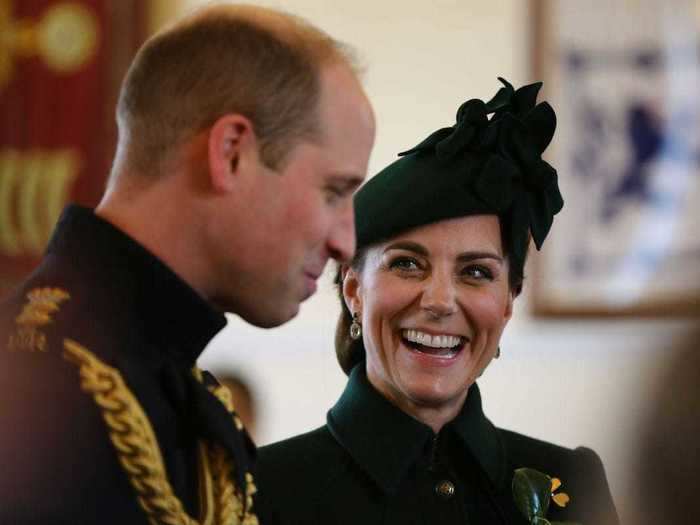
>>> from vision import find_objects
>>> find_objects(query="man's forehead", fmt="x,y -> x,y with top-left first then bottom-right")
317,64 -> 374,129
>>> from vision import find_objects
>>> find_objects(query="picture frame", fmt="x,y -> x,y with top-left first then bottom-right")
531,0 -> 700,317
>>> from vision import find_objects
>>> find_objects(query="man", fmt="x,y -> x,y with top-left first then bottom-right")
0,4 -> 375,524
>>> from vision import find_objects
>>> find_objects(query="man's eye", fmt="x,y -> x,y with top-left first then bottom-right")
325,187 -> 346,204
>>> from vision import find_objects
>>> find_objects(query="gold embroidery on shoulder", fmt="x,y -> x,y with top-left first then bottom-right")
209,383 -> 245,431
63,338 -> 196,525
63,339 -> 258,525
8,287 -> 69,352
206,379 -> 259,525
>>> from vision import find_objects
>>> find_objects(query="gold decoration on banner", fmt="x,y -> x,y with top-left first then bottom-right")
0,148 -> 80,257
0,0 -> 100,89
0,0 -> 11,87
38,2 -> 99,73
7,287 -> 69,352
63,339 -> 259,525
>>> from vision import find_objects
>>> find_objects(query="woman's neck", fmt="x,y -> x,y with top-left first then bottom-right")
366,369 -> 470,434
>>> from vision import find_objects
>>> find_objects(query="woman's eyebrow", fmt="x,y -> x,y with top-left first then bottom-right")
383,241 -> 428,256
456,252 -> 504,264
384,243 -> 504,264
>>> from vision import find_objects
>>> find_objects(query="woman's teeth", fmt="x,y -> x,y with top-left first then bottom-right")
402,329 -> 462,350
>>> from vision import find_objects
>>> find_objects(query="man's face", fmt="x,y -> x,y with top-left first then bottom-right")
214,64 -> 375,327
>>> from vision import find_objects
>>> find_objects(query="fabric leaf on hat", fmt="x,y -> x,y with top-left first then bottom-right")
398,127 -> 454,157
509,196 -> 532,269
435,99 -> 489,160
485,77 -> 515,113
527,162 -> 563,249
488,77 -> 543,120
501,115 -> 540,167
474,154 -> 516,212
523,101 -> 557,154
399,99 -> 489,159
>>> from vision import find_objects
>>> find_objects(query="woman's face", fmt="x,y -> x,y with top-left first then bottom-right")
344,215 -> 513,423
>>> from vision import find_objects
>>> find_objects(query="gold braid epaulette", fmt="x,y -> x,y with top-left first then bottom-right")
63,339 -> 258,525
207,385 -> 258,525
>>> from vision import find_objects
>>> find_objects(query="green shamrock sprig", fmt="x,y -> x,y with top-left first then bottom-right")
512,468 -> 580,525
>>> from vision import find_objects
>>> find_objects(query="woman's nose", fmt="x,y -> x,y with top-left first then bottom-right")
419,272 -> 457,318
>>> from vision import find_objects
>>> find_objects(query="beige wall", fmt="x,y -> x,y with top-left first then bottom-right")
177,1 -> 695,522
148,0 -> 183,32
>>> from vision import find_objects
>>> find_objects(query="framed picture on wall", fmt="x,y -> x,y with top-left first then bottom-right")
531,0 -> 700,317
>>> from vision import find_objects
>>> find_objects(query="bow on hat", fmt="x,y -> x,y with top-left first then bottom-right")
398,78 -> 563,260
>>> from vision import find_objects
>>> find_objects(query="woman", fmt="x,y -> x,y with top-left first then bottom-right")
255,79 -> 619,525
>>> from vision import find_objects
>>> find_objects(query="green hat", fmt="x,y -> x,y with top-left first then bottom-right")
354,78 -> 564,272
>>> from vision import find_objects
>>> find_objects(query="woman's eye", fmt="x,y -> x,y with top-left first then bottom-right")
389,257 -> 420,271
462,265 -> 493,280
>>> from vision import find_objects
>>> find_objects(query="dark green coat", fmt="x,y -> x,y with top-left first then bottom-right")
256,366 -> 619,525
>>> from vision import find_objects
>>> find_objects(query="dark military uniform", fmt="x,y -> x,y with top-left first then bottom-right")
256,366 -> 619,525
0,205 -> 258,525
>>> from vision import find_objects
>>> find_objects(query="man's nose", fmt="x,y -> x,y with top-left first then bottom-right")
327,206 -> 356,263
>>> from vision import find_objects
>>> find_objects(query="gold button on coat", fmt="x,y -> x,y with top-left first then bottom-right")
435,480 -> 455,499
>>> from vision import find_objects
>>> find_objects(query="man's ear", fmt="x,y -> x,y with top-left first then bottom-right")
207,113 -> 258,193
342,266 -> 362,315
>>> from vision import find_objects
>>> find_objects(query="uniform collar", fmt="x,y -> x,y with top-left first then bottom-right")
327,364 -> 507,494
45,205 -> 227,366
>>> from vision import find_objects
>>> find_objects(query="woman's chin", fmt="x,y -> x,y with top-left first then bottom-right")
399,379 -> 469,414
395,352 -> 474,406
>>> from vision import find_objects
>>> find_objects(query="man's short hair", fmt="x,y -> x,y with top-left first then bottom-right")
115,4 -> 355,176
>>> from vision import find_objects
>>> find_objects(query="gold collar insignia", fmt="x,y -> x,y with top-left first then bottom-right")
8,287 -> 70,352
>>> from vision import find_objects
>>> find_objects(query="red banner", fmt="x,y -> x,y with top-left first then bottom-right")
0,0 -> 146,295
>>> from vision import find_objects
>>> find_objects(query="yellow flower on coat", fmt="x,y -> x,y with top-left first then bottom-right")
550,477 -> 571,508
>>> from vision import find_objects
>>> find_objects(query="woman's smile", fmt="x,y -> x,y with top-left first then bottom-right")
400,328 -> 467,360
